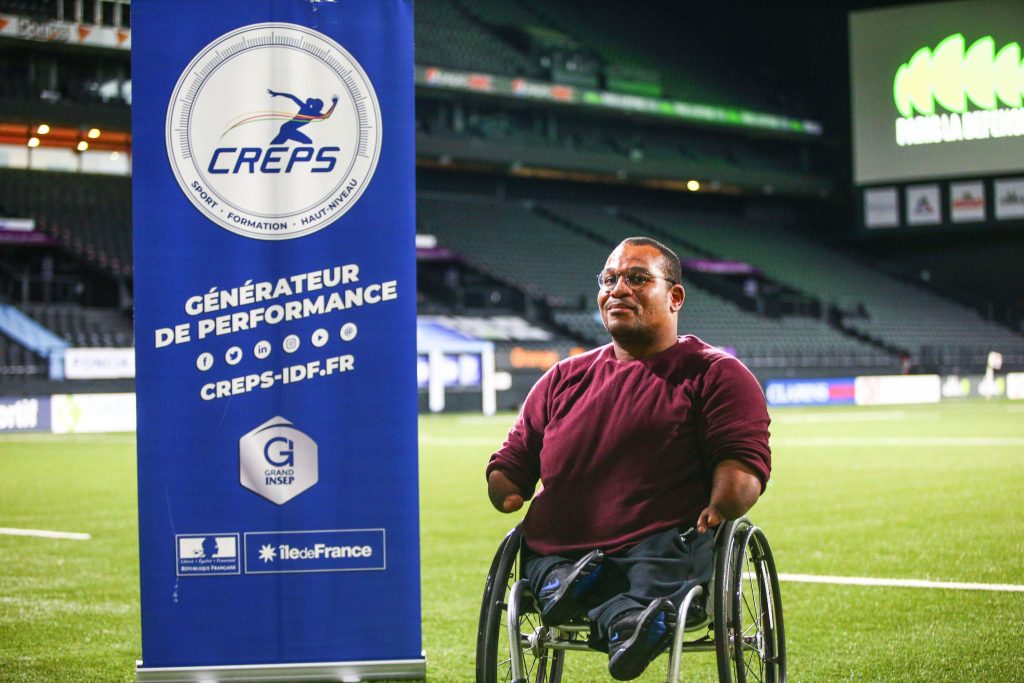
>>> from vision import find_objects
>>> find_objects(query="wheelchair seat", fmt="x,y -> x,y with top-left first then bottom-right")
476,517 -> 786,683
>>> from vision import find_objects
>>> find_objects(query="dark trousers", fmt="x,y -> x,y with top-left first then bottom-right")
523,527 -> 714,648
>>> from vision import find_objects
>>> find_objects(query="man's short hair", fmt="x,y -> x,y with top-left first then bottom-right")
621,237 -> 682,285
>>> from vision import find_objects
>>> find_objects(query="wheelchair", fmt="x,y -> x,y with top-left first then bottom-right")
476,517 -> 785,683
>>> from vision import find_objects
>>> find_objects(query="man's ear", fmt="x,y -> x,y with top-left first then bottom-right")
669,283 -> 685,313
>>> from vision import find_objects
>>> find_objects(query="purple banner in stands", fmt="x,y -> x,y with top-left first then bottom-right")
681,259 -> 762,275
0,230 -> 54,246
132,1 -> 422,680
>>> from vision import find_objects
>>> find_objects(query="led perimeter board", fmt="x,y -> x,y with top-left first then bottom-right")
850,0 -> 1024,185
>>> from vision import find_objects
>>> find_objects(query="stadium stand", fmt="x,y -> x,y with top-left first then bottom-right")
414,104 -> 830,198
19,303 -> 132,347
414,0 -> 539,78
0,330 -> 46,379
417,193 -> 899,377
1,0 -> 1020,402
0,168 -> 132,277
631,207 -> 1024,369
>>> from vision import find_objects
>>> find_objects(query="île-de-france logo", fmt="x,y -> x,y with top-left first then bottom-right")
165,23 -> 382,240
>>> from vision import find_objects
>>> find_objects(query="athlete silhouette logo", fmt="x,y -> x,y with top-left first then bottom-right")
266,89 -> 339,144
218,90 -> 340,142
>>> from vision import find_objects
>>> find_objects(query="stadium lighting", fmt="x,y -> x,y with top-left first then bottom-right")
27,137 -> 40,148
686,180 -> 701,192
87,128 -> 101,139
77,141 -> 89,151
36,124 -> 50,135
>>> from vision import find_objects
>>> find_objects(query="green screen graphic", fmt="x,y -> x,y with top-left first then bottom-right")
894,34 -> 1023,117
851,0 -> 1024,184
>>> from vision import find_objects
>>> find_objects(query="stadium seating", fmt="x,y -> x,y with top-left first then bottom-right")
417,193 -> 899,376
414,0 -> 539,78
0,331 -> 46,379
0,168 -> 132,277
414,107 -> 830,198
631,207 -> 1024,367
19,303 -> 132,348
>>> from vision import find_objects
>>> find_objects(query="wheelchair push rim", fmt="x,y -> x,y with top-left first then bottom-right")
476,526 -> 565,683
714,518 -> 786,683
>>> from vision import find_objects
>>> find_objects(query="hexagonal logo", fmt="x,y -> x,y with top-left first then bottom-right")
239,417 -> 318,505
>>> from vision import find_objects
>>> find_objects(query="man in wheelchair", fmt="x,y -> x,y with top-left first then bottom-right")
486,237 -> 771,681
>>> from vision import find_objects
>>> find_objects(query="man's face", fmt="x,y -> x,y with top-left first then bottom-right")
598,243 -> 683,345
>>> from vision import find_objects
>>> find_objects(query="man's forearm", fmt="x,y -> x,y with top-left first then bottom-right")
708,459 -> 763,519
487,469 -> 525,513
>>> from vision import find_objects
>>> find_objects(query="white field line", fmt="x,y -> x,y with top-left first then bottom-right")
772,410 -> 909,424
0,433 -> 136,444
775,572 -> 1024,592
774,436 -> 1024,447
418,435 -> 1024,448
419,435 -> 498,447
0,527 -> 91,541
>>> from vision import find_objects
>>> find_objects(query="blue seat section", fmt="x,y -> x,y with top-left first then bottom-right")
0,304 -> 68,380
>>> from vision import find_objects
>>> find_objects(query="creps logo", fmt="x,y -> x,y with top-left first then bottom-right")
892,34 -> 1024,147
166,23 -> 382,240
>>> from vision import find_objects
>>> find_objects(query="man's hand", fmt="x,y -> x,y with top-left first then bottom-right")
696,459 -> 763,533
488,470 -> 524,513
696,504 -> 724,534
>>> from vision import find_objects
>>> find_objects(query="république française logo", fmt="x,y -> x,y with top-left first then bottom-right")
166,23 -> 382,240
892,33 -> 1024,147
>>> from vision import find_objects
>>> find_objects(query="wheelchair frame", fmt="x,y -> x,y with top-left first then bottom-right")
476,517 -> 785,683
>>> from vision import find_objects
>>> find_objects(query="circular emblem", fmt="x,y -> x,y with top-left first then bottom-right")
166,23 -> 382,240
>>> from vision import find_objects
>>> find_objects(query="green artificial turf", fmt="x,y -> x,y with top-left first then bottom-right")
1,402 -> 1023,681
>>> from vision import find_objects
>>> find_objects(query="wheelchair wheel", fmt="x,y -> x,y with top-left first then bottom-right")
476,525 -> 564,683
714,518 -> 786,683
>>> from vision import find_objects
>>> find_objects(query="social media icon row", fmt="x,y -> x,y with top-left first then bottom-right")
196,324 -> 359,371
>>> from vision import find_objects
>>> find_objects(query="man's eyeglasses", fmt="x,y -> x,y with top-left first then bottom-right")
597,268 -> 679,291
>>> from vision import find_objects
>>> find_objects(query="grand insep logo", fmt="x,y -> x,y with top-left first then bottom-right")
166,23 -> 382,239
893,33 -> 1024,146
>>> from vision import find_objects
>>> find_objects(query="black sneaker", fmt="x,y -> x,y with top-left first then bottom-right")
607,598 -> 676,681
536,549 -> 605,626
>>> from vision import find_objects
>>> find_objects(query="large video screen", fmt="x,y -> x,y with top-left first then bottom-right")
851,0 -> 1024,185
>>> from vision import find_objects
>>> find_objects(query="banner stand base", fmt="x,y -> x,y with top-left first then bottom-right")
135,655 -> 427,682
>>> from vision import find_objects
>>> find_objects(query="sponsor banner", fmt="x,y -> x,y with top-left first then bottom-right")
498,344 -> 588,372
855,374 -> 941,406
906,184 -> 941,225
51,393 -> 135,433
0,397 -> 49,432
949,181 -> 985,223
415,65 -> 822,136
994,178 -> 1024,220
0,13 -> 130,50
244,529 -> 385,574
0,217 -> 34,231
64,347 -> 136,379
1008,372 -> 1024,400
864,187 -> 899,228
419,315 -> 552,342
176,534 -> 241,576
764,378 -> 856,407
417,353 -> 481,388
133,1 -> 420,676
941,374 -> 1008,399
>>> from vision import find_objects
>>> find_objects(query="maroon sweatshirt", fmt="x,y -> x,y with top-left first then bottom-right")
487,336 -> 771,556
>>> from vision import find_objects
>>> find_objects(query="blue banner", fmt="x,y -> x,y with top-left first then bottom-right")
132,1 -> 421,678
0,396 -> 49,432
764,378 -> 857,406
